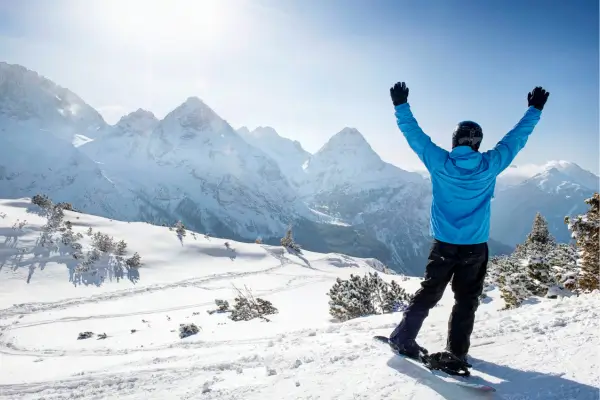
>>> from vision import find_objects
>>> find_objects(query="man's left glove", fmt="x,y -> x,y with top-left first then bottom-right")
390,82 -> 409,106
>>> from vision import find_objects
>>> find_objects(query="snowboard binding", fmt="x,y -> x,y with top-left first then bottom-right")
423,351 -> 471,377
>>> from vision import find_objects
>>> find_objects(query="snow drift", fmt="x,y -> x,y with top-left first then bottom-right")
0,198 -> 598,399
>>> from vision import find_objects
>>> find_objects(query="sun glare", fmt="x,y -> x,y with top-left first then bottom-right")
97,0 -> 236,49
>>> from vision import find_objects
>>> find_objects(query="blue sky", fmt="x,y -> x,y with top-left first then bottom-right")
1,0 -> 598,173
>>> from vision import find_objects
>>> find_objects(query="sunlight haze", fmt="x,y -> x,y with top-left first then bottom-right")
1,0 -> 598,173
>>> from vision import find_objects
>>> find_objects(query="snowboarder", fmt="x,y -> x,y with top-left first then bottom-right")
387,82 -> 549,375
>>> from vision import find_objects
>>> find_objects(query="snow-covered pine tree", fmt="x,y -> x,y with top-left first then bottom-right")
565,193 -> 599,292
366,272 -> 388,314
280,225 -> 301,252
548,243 -> 578,292
497,255 -> 530,309
327,276 -> 365,321
382,279 -> 412,313
174,220 -> 186,242
513,212 -> 557,297
327,273 -> 412,320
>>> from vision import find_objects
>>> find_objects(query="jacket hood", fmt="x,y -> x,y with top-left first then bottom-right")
449,146 -> 482,170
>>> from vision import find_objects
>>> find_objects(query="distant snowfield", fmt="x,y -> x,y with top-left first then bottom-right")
0,199 -> 598,399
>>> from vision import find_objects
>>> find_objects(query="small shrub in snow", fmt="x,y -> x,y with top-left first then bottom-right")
216,299 -> 230,312
0,212 -> 6,218
86,227 -> 93,236
179,323 -> 200,338
327,273 -> 412,321
92,232 -> 114,253
56,202 -> 74,211
174,220 -> 186,242
32,193 -> 52,209
281,226 -> 301,253
115,240 -> 127,256
12,220 -> 27,230
229,286 -> 278,322
97,333 -> 108,340
207,299 -> 231,315
224,241 -> 231,249
77,331 -> 94,340
126,252 -> 142,269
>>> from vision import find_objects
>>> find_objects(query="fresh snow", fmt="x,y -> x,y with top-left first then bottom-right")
72,134 -> 94,148
1,199 -> 598,399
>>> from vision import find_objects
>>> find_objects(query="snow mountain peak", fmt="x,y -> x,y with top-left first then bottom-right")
114,109 -> 158,136
324,127 -> 372,150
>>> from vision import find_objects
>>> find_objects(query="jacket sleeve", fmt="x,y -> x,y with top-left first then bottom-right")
484,106 -> 542,175
394,103 -> 448,171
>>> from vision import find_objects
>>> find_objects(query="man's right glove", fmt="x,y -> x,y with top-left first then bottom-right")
390,82 -> 409,106
528,86 -> 550,111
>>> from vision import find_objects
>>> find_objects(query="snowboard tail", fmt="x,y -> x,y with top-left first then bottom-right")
373,335 -> 496,392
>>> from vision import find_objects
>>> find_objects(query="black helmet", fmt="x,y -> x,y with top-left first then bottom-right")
452,121 -> 483,151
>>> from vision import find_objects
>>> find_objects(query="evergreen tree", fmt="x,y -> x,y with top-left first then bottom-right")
548,243 -> 578,291
565,193 -> 599,292
497,255 -> 530,309
382,280 -> 412,313
513,212 -> 557,297
281,225 -> 301,252
327,273 -> 412,320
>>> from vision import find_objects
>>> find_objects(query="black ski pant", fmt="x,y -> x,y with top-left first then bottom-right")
390,239 -> 488,358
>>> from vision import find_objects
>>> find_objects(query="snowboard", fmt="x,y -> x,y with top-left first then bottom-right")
373,335 -> 496,392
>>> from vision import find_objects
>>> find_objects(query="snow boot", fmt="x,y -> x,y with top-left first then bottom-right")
426,351 -> 471,377
389,339 -> 429,361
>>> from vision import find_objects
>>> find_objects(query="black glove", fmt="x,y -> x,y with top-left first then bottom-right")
390,82 -> 409,106
527,86 -> 549,111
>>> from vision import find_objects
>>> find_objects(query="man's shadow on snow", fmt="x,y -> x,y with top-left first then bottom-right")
386,355 -> 598,399
469,357 -> 598,399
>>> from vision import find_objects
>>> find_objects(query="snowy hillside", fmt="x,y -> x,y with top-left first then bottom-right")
0,119 -> 136,221
237,126 -> 311,188
1,198 -> 598,399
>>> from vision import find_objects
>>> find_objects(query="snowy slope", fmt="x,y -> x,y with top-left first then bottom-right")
0,119 -> 137,220
1,199 -> 598,399
0,62 -> 106,142
237,126 -> 311,188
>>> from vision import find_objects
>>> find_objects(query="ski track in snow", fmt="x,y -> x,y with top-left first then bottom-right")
0,200 -> 599,400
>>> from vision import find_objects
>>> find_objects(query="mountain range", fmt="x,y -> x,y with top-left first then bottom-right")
0,61 -> 597,274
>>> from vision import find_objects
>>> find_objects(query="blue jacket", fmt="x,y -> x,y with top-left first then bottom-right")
394,103 -> 542,245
